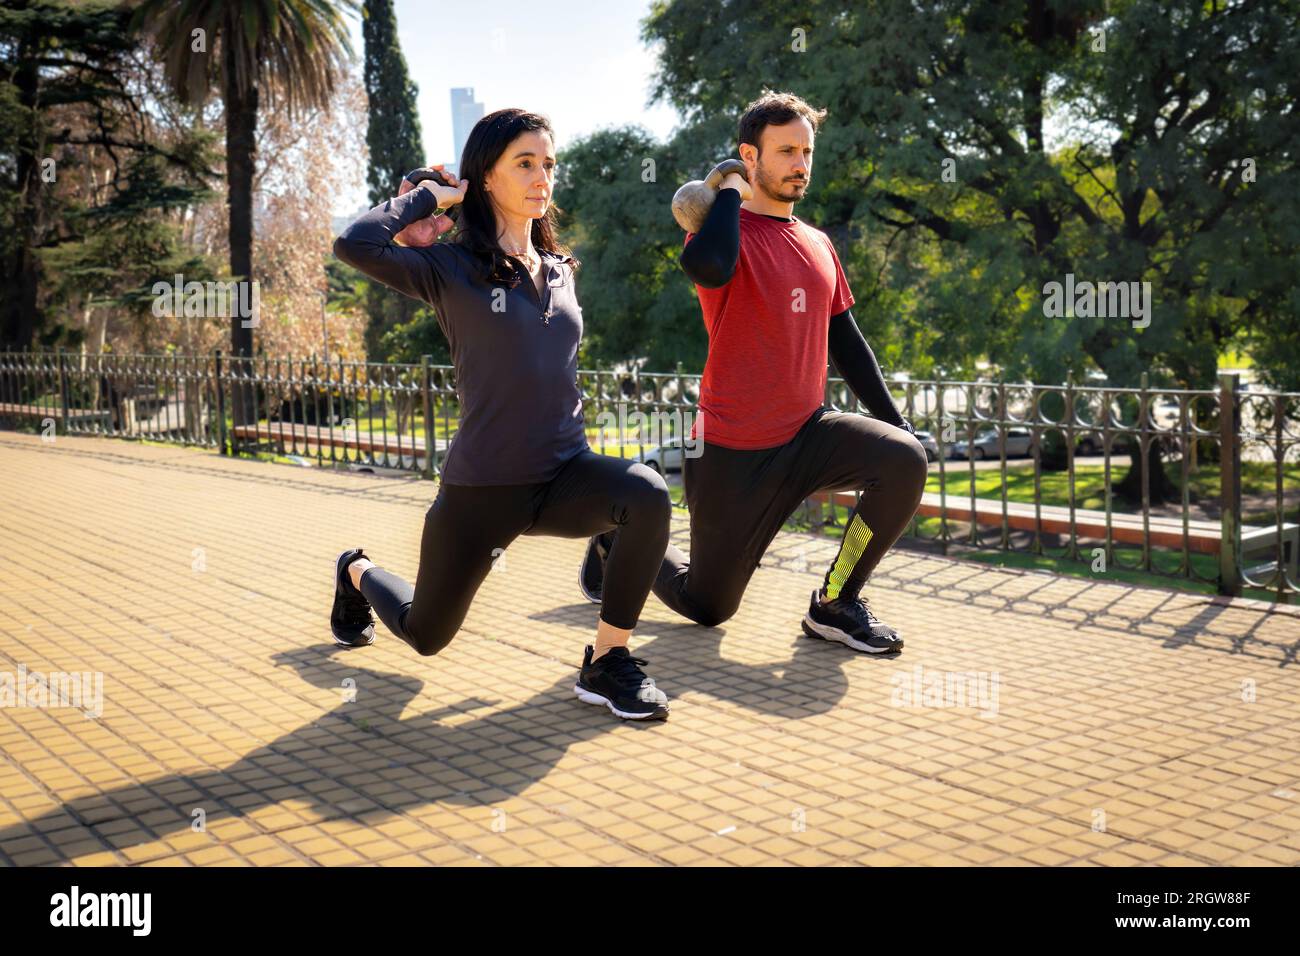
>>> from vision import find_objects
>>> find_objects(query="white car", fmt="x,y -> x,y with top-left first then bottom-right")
950,427 -> 1034,460
633,438 -> 688,474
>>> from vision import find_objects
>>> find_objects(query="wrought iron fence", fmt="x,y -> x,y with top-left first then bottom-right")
874,376 -> 1299,603
2,348 -> 1295,602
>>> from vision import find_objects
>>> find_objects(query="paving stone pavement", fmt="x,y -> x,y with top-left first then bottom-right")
1,431 -> 1298,866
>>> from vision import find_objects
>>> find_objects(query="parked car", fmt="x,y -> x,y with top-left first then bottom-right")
1074,431 -> 1103,456
950,427 -> 1033,460
914,430 -> 939,462
634,437 -> 687,474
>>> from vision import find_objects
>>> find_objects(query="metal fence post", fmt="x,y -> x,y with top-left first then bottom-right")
214,349 -> 228,456
56,345 -> 69,433
421,354 -> 434,480
1218,371 -> 1242,596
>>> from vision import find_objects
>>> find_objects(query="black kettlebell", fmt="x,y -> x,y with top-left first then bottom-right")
403,167 -> 462,223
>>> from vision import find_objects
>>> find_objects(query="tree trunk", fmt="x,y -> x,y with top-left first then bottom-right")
1115,437 -> 1180,506
1,44 -> 43,350
224,47 -> 259,436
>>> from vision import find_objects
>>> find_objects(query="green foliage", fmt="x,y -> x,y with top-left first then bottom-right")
0,0 -> 218,347
376,306 -> 451,366
637,0 -> 1300,388
130,0 -> 356,113
359,0 -> 426,357
363,0 -> 424,206
557,123 -> 730,369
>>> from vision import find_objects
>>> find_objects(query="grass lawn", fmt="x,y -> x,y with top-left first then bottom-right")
927,460 -> 1299,521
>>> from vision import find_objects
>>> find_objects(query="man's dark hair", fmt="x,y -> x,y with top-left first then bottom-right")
738,90 -> 828,156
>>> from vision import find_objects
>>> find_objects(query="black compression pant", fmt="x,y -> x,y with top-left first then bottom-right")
652,407 -> 927,627
359,449 -> 671,656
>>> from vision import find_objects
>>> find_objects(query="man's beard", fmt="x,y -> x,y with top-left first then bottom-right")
757,165 -> 808,203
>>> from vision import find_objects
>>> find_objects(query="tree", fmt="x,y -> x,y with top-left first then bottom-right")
555,122 -> 727,371
131,0 -> 355,429
0,0 -> 215,351
188,67 -> 372,362
360,0 -> 425,358
362,0 -> 423,207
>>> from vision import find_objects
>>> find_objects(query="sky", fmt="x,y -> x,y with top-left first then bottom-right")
334,0 -> 686,215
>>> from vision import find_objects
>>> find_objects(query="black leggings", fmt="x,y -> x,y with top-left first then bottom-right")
653,407 -> 928,626
358,449 -> 671,656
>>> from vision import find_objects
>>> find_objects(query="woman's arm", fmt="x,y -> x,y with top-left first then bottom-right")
680,187 -> 742,288
333,186 -> 450,305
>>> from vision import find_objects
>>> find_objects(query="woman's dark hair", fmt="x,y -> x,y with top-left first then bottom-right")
453,108 -> 578,285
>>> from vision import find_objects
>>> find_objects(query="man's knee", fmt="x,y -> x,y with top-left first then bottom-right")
859,424 -> 928,486
895,431 -> 930,491
847,425 -> 929,497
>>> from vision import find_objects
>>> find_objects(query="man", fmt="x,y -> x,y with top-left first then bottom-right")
581,90 -> 927,653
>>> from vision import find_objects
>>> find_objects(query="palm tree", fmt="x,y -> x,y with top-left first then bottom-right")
131,0 -> 356,431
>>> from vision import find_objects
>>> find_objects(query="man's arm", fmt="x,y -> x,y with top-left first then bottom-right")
679,187 -> 742,288
827,309 -> 910,430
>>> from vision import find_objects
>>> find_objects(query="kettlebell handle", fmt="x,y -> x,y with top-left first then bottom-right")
403,167 -> 460,220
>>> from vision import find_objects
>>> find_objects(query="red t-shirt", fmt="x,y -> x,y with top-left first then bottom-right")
687,208 -> 854,449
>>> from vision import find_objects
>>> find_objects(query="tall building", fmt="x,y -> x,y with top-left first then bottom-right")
448,88 -> 484,176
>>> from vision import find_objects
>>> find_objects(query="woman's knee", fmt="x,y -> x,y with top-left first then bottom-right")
402,609 -> 459,657
692,593 -> 741,628
620,464 -> 673,524
410,629 -> 456,657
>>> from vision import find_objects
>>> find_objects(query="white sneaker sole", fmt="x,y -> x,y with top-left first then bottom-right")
577,571 -> 602,605
801,615 -> 902,654
332,632 -> 374,648
573,683 -> 668,720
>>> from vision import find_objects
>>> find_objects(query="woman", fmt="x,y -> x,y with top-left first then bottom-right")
330,109 -> 671,721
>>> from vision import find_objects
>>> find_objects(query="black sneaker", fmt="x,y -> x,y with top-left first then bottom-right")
331,548 -> 375,647
801,589 -> 903,654
578,531 -> 613,605
574,645 -> 669,721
